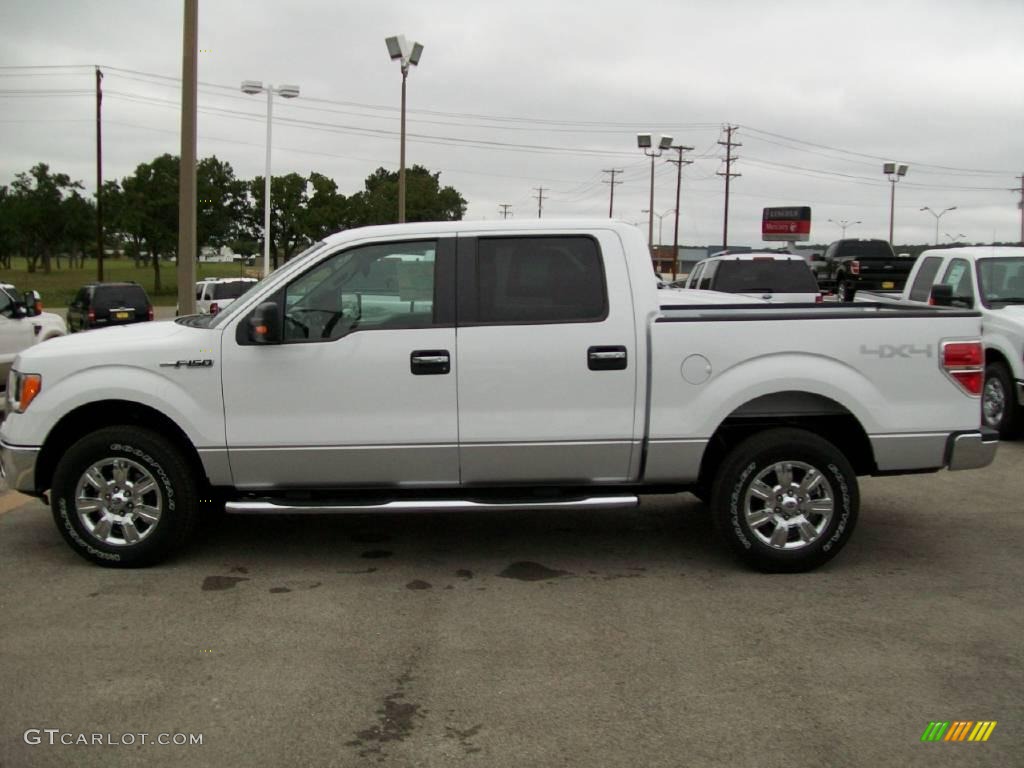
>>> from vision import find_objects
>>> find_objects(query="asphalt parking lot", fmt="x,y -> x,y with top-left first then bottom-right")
1,441 -> 1021,768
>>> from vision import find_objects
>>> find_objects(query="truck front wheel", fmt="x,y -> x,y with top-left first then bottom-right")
50,426 -> 199,567
710,428 -> 859,572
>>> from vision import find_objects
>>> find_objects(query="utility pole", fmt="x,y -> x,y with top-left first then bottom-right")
95,67 -> 103,281
177,0 -> 198,315
602,168 -> 623,218
666,145 -> 693,280
534,187 -> 547,219
498,204 -> 512,220
1015,175 -> 1024,245
717,125 -> 741,249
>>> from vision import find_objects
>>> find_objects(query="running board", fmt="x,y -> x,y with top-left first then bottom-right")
225,495 -> 640,515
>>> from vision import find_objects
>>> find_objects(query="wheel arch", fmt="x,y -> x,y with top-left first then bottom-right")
35,400 -> 208,494
697,391 -> 875,490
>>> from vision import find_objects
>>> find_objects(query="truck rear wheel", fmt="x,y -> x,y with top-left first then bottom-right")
710,428 -> 859,572
51,426 -> 198,567
983,361 -> 1021,437
837,275 -> 855,302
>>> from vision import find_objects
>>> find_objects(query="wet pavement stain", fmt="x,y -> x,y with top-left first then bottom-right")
498,561 -> 572,582
345,670 -> 424,759
229,566 -> 249,574
338,567 -> 378,575
269,587 -> 291,594
455,569 -> 473,579
201,575 -> 249,591
360,550 -> 393,559
406,580 -> 431,590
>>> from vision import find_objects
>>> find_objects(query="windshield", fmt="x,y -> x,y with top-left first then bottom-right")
976,257 -> 1024,304
209,241 -> 329,328
714,260 -> 819,293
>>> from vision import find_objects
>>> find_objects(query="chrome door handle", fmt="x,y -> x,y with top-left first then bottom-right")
410,350 -> 451,375
588,346 -> 628,371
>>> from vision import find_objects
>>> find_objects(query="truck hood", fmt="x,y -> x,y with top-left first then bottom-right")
15,319 -> 208,366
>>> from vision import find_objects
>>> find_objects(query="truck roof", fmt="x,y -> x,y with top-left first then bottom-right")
919,246 -> 1024,261
319,219 -> 642,247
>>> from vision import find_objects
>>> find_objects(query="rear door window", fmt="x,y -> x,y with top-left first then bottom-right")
697,262 -> 717,290
475,236 -> 607,324
907,256 -> 943,301
93,286 -> 149,311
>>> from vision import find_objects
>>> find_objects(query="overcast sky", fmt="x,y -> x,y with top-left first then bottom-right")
1,0 -> 1022,247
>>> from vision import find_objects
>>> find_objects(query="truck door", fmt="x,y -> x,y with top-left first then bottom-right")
221,236 -> 458,489
455,231 -> 639,484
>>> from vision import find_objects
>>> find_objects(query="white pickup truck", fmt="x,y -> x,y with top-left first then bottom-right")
0,221 -> 997,572
856,246 -> 1024,436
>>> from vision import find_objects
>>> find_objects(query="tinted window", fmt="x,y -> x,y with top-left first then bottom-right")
212,281 -> 255,300
283,240 -> 436,342
941,259 -> 974,303
687,263 -> 704,288
92,285 -> 149,311
713,260 -> 818,293
697,262 -> 717,290
476,236 -> 606,324
907,256 -> 943,301
835,240 -> 895,259
0,289 -> 13,317
977,257 -> 1024,302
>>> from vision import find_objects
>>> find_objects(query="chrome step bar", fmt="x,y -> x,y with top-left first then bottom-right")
225,495 -> 639,515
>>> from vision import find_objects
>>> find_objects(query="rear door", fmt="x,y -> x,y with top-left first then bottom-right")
455,231 -> 638,484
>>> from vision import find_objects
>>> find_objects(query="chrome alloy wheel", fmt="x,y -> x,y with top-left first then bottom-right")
744,461 -> 834,550
74,458 -> 163,546
982,376 -> 1006,428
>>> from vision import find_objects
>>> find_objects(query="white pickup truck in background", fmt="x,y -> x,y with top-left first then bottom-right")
0,221 -> 997,572
856,246 -> 1024,436
0,286 -> 66,403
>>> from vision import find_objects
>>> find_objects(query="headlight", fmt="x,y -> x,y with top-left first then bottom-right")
8,371 -> 41,413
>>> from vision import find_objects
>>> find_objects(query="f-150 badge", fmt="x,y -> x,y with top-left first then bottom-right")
159,359 -> 214,368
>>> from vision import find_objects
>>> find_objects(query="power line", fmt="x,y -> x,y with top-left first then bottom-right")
717,125 -> 741,248
601,169 -> 623,217
534,187 -> 547,218
498,204 -> 512,219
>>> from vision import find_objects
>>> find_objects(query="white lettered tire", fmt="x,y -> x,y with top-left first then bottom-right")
711,428 -> 859,572
51,426 -> 198,567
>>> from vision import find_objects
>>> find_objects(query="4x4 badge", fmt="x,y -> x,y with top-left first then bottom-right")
159,359 -> 214,368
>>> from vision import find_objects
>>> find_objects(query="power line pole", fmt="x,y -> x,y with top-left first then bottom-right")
498,204 -> 512,219
177,0 -> 198,315
717,125 -> 741,249
666,145 -> 693,280
1015,175 -> 1024,245
534,187 -> 547,218
95,66 -> 104,281
602,168 -> 623,217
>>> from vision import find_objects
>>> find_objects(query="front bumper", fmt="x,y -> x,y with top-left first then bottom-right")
0,439 -> 39,494
946,428 -> 999,471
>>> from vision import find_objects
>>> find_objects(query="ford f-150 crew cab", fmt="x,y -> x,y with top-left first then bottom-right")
856,246 -> 1024,436
0,220 -> 998,572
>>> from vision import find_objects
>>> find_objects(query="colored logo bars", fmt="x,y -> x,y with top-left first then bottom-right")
921,721 -> 997,742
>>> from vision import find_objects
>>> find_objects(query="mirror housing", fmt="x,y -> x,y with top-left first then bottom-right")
23,291 -> 41,317
929,283 -> 953,306
248,302 -> 281,344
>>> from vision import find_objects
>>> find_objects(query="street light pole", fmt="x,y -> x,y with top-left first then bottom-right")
637,133 -> 673,259
386,35 -> 424,224
828,218 -> 862,238
241,80 -> 300,277
920,205 -> 957,245
883,161 -> 909,244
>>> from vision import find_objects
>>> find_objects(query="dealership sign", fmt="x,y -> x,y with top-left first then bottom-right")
762,206 -> 811,242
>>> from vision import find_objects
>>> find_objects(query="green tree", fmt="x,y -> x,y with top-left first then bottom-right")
347,165 -> 466,226
8,163 -> 85,273
60,191 -> 96,269
120,154 -> 179,292
250,172 -> 312,269
198,155 -> 249,254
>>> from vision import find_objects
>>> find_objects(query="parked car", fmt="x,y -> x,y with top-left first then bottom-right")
855,246 -> 1024,436
1,220 -> 995,572
194,277 -> 257,315
66,282 -> 153,332
819,238 -> 916,302
0,287 -> 66,405
683,251 -> 822,303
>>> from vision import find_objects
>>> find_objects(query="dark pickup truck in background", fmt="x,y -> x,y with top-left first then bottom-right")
819,238 -> 917,301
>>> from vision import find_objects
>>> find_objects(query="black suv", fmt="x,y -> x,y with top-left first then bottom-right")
67,282 -> 154,332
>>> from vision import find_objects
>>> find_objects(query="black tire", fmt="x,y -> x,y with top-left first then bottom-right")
710,428 -> 859,573
51,426 -> 199,567
982,361 -> 1022,437
837,275 -> 855,302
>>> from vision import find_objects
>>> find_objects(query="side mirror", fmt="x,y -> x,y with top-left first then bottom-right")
10,302 -> 27,319
929,283 -> 953,306
23,291 -> 41,317
248,302 -> 281,344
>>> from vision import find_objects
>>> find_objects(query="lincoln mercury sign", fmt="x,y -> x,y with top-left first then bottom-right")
762,206 -> 811,241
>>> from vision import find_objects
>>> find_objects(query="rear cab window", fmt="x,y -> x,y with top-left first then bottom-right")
93,285 -> 149,311
713,259 -> 818,293
907,256 -> 943,301
213,282 -> 255,300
